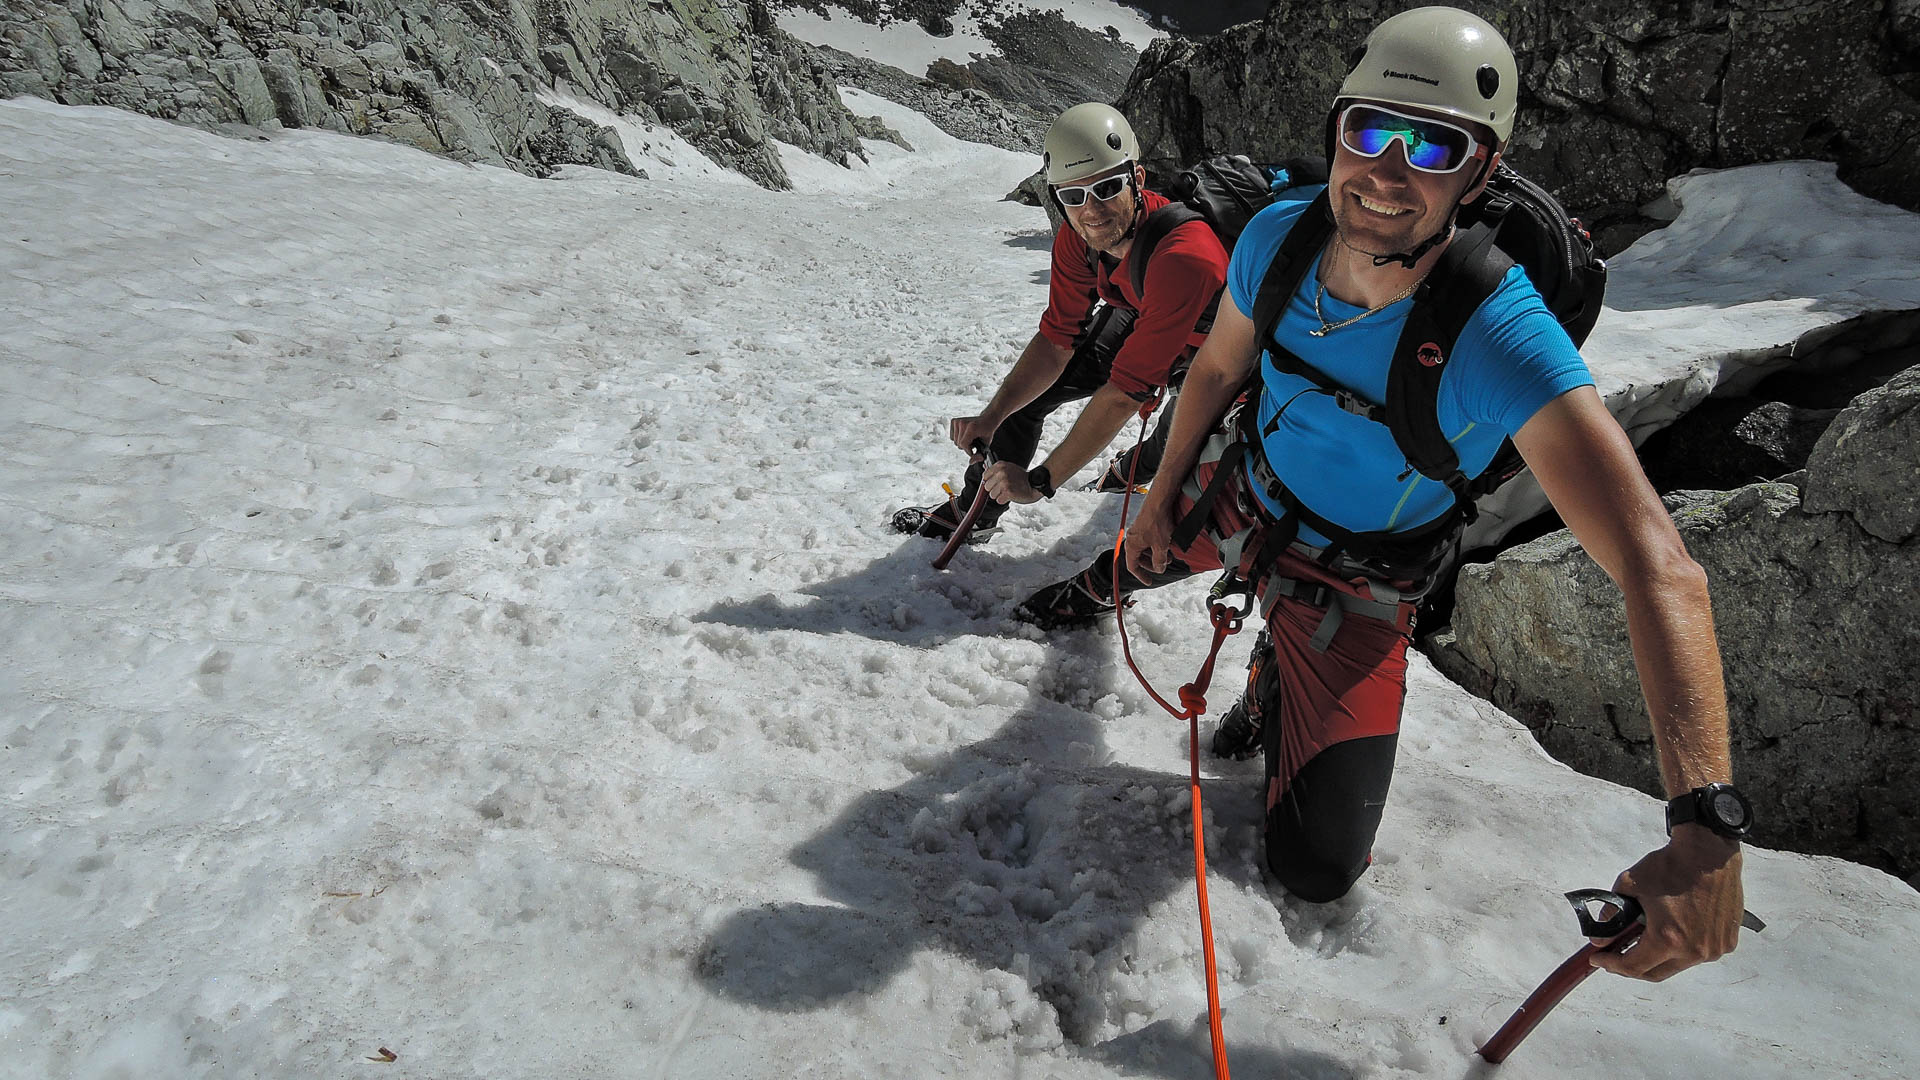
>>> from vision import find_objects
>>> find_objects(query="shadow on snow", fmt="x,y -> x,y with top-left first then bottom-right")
690,531 -> 1360,1078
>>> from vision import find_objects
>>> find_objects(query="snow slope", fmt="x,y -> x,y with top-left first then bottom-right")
3,92 -> 1919,1079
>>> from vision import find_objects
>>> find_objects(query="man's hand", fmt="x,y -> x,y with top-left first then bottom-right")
1589,826 -> 1744,982
981,461 -> 1041,504
1123,493 -> 1177,580
950,416 -> 997,453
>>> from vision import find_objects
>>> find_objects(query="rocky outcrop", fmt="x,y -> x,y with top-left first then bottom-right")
0,0 -> 883,187
1117,0 -> 1920,220
1431,367 -> 1920,879
815,46 -> 1046,152
810,8 -> 1136,156
953,11 -> 1136,119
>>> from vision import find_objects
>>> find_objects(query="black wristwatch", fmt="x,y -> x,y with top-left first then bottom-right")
1027,465 -> 1056,499
1666,782 -> 1753,840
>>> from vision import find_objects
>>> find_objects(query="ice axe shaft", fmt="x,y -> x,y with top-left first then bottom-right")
1476,927 -> 1641,1063
1477,890 -> 1764,1064
931,441 -> 994,571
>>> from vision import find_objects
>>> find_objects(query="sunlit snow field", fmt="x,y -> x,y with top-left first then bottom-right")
3,85 -> 1919,1080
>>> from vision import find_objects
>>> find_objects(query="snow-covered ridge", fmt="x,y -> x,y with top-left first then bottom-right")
2,94 -> 1917,1079
777,0 -> 1164,71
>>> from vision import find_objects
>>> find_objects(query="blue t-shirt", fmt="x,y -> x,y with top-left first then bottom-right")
1228,190 -> 1594,545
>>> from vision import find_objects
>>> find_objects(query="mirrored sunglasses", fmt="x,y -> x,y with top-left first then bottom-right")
1053,173 -> 1132,207
1338,103 -> 1483,174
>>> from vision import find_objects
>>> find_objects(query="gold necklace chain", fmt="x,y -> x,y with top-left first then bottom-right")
1308,274 -> 1422,337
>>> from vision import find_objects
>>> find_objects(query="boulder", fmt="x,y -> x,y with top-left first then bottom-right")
1432,366 -> 1920,878
212,57 -> 277,126
1802,366 -> 1920,543
1005,169 -> 1064,235
257,56 -> 311,127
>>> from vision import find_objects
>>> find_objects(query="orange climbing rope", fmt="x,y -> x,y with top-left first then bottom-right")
1107,403 -> 1244,1080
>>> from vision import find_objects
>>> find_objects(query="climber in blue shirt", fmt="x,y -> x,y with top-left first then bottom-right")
1085,7 -> 1743,983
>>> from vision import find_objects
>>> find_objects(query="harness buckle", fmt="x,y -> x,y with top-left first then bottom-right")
1334,389 -> 1376,418
1298,582 -> 1335,609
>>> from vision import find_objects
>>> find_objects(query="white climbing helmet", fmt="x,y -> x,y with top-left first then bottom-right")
1043,103 -> 1139,185
1335,6 -> 1519,144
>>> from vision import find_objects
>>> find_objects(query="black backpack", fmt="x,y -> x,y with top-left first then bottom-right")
1114,155 -> 1330,332
1238,162 -> 1606,572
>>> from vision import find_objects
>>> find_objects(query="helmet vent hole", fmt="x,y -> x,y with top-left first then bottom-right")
1476,65 -> 1500,99
1346,45 -> 1367,71
1106,133 -> 1123,150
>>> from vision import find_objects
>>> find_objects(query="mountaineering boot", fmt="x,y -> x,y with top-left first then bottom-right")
891,497 -> 1003,545
1011,569 -> 1127,631
1210,628 -> 1272,759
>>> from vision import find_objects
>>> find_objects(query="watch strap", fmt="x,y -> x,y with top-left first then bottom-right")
1028,465 -> 1056,499
1665,793 -> 1701,832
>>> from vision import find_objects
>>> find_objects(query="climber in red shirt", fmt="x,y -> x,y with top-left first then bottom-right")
892,102 -> 1229,545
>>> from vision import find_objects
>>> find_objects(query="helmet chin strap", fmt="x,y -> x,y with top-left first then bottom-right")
1369,220 -> 1453,269
1367,156 -> 1492,268
1119,183 -> 1147,242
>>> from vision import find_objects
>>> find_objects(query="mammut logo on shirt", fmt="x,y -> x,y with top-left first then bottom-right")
1416,341 -> 1446,368
1384,68 -> 1442,87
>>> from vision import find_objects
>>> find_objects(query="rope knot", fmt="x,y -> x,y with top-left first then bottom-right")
1177,685 -> 1207,717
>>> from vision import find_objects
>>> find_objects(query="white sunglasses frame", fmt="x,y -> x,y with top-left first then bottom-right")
1336,103 -> 1485,175
1052,172 -> 1134,207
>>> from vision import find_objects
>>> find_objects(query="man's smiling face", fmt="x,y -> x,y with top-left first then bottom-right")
1057,163 -> 1141,255
1327,101 -> 1493,261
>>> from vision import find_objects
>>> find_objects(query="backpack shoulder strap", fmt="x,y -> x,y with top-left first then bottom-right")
1127,203 -> 1204,298
1384,222 -> 1516,513
1248,190 -> 1333,348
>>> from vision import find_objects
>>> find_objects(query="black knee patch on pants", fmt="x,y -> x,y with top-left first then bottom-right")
1264,734 -> 1399,903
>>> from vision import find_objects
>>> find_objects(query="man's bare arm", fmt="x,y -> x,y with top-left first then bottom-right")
1514,386 -> 1744,982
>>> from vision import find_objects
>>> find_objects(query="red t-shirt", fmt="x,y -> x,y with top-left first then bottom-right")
1038,189 -> 1230,399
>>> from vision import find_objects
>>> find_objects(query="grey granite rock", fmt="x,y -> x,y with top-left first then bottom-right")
1803,366 -> 1920,544
0,0 -> 880,188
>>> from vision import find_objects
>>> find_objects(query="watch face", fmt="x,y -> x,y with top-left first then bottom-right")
1711,790 -> 1749,828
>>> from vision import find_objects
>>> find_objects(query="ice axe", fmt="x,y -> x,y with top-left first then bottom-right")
931,440 -> 997,571
1476,889 -> 1765,1064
